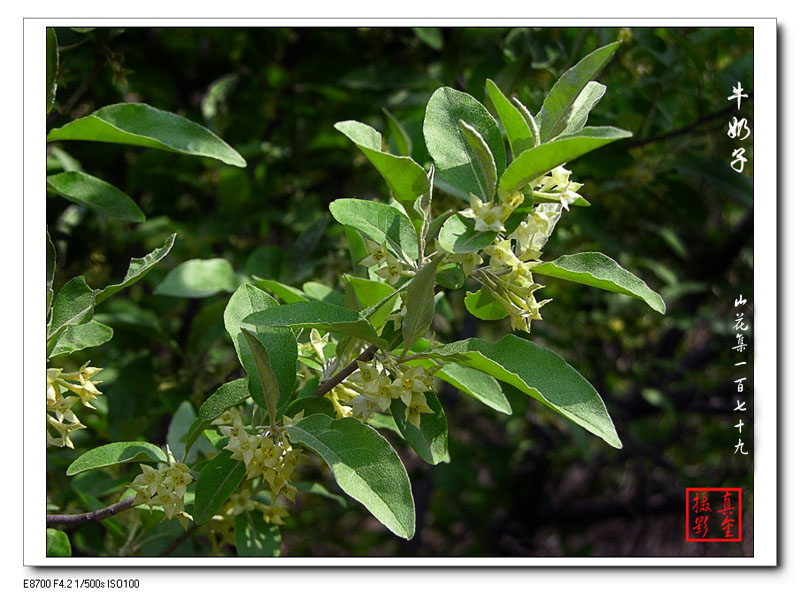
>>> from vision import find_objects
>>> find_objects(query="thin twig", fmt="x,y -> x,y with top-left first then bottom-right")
311,345 -> 378,397
625,104 -> 738,149
158,522 -> 202,557
46,497 -> 135,527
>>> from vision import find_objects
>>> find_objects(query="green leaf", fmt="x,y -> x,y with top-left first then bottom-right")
423,87 -> 506,199
382,107 -> 412,156
284,396 -> 336,419
47,171 -> 145,223
498,127 -> 632,193
46,28 -> 58,114
192,450 -> 247,524
286,415 -> 415,539
411,335 -> 621,448
559,81 -> 607,137
513,98 -> 540,146
303,281 -> 345,306
154,258 -> 237,298
438,214 -> 497,254
48,276 -> 95,344
458,120 -> 497,202
390,392 -> 449,465
343,275 -> 399,328
334,120 -> 428,215
329,198 -> 419,261
66,442 -> 167,476
413,27 -> 443,50
485,79 -> 534,158
167,401 -> 215,465
464,287 -> 508,320
46,228 -> 56,318
244,301 -> 385,349
536,42 -> 621,142
46,529 -> 71,557
95,233 -> 176,304
402,255 -> 444,352
241,329 -> 280,424
235,513 -> 281,556
49,320 -> 114,359
224,283 -> 297,413
435,262 -> 465,290
436,363 -> 511,415
529,252 -> 666,313
47,103 -> 247,167
252,278 -> 308,304
182,379 -> 250,456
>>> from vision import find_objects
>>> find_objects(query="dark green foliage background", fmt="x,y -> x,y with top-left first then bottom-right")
46,26 -> 754,557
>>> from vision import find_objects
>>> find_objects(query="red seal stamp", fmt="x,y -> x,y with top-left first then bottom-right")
685,488 -> 742,542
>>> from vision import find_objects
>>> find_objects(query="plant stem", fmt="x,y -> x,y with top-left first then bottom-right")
311,345 -> 378,397
46,497 -> 135,527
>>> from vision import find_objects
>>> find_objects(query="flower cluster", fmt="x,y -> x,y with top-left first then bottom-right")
130,459 -> 193,521
328,361 -> 437,428
218,412 -> 302,502
225,487 -> 290,525
443,165 -> 583,332
46,362 -> 103,448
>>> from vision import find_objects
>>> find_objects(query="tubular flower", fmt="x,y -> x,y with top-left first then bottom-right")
460,194 -> 506,233
403,392 -> 435,429
375,254 -> 405,285
359,239 -> 391,268
534,166 -> 586,210
46,362 -> 103,448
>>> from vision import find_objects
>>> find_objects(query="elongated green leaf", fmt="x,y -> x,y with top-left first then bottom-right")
559,81 -> 607,137
286,415 -> 415,539
46,228 -> 56,317
46,529 -> 71,557
464,287 -> 508,320
235,513 -> 281,556
498,127 -> 632,193
47,103 -> 247,167
49,319 -> 113,358
303,281 -> 345,306
329,198 -> 419,261
390,392 -> 449,465
423,87 -> 506,199
252,278 -> 308,304
224,283 -> 297,412
402,255 -> 443,352
192,450 -> 246,524
530,252 -> 665,313
458,120 -> 497,202
513,98 -> 540,146
48,276 -> 95,344
46,28 -> 58,114
241,329 -> 280,423
438,214 -> 497,254
167,401 -> 215,465
182,379 -> 250,455
245,301 -> 385,349
95,233 -> 176,304
47,171 -> 145,223
343,275 -> 399,327
382,107 -> 412,156
411,335 -> 621,448
154,258 -> 237,298
436,363 -> 511,414
334,120 -> 428,213
485,79 -> 533,158
536,42 -> 621,142
66,442 -> 167,476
